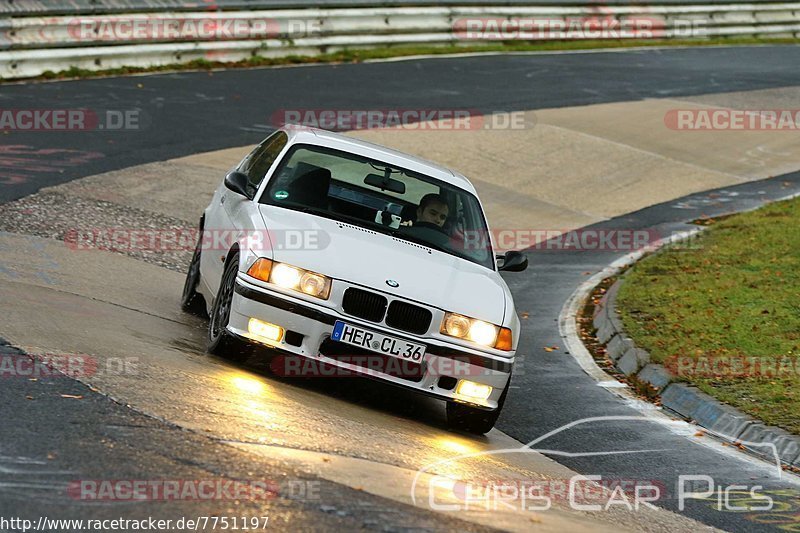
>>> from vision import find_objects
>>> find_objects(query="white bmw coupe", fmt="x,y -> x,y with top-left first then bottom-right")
181,127 -> 527,433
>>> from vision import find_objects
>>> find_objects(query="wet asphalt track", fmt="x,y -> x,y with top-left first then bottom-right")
4,45 -> 800,204
3,46 -> 800,531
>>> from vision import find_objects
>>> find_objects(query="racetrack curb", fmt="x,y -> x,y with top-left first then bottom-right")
590,244 -> 800,470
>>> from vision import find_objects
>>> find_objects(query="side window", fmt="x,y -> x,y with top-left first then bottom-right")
240,131 -> 288,197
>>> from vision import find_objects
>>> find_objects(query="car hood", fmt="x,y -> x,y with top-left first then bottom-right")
258,205 -> 507,324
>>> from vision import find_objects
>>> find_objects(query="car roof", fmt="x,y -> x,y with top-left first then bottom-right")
282,127 -> 477,194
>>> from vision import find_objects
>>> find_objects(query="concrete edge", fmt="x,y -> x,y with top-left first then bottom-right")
589,234 -> 800,469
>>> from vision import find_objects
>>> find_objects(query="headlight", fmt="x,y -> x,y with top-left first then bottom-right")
299,272 -> 328,296
443,313 -> 471,338
441,312 -> 513,350
247,258 -> 332,300
271,263 -> 302,289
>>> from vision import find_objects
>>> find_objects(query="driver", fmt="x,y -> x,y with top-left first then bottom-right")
414,193 -> 449,228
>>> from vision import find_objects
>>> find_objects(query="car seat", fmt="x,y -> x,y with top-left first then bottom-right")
287,163 -> 332,209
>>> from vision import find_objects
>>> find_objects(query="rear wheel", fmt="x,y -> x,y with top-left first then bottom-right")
180,231 -> 207,316
446,382 -> 509,435
207,253 -> 252,363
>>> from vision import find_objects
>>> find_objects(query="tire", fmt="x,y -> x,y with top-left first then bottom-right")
180,232 -> 207,316
446,381 -> 509,435
207,253 -> 252,363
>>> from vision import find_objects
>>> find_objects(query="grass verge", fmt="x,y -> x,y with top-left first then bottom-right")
617,195 -> 800,433
7,37 -> 800,83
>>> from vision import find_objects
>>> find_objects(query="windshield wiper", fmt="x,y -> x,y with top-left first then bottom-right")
389,229 -> 452,256
390,228 -> 491,265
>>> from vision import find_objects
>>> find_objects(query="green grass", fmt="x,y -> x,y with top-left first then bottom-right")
617,195 -> 800,433
7,36 -> 800,83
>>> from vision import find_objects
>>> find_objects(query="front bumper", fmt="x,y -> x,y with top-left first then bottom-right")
228,277 -> 513,410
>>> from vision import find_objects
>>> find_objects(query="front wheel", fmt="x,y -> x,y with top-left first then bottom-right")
207,254 -> 252,363
446,383 -> 508,435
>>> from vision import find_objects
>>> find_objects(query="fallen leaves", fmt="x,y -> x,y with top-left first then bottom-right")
543,346 -> 560,352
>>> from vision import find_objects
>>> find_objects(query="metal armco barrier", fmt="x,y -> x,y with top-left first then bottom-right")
4,0 -> 796,14
1,4 -> 799,79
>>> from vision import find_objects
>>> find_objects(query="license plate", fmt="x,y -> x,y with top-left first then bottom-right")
331,321 -> 426,363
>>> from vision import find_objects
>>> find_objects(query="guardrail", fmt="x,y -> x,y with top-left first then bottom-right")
4,0 -> 796,15
1,4 -> 799,79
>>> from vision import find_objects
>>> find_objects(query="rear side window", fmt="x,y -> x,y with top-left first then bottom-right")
239,131 -> 288,197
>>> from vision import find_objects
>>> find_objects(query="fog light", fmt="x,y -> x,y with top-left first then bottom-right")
248,318 -> 284,342
455,380 -> 492,401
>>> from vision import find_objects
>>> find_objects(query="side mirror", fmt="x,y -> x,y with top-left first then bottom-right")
498,250 -> 528,272
224,171 -> 252,198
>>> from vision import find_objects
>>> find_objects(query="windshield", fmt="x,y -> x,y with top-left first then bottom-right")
260,143 -> 495,269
